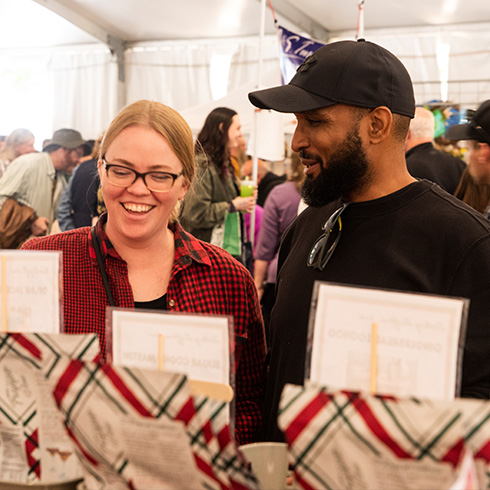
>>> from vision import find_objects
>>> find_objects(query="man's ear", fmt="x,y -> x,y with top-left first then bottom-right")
366,106 -> 392,144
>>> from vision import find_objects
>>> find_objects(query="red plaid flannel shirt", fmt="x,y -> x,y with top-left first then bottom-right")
22,216 -> 266,444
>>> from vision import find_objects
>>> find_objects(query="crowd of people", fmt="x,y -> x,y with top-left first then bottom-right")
2,38 -> 490,445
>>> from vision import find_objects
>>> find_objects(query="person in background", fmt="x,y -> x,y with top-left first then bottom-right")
179,107 -> 256,266
180,107 -> 255,240
21,100 -> 266,445
253,151 -> 304,345
454,166 -> 490,216
0,128 -> 85,248
57,134 -> 105,231
448,99 -> 490,217
0,128 -> 36,177
249,39 -> 490,441
405,106 -> 466,194
241,158 -> 287,207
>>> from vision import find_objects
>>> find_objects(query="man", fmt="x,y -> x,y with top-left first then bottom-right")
248,39 -> 490,441
406,106 -> 466,194
447,100 -> 490,186
0,128 -> 86,248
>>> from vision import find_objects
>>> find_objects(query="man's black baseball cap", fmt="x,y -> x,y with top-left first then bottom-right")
248,39 -> 415,118
446,100 -> 490,146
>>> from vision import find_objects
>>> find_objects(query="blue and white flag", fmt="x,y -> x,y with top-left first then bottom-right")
278,25 -> 325,84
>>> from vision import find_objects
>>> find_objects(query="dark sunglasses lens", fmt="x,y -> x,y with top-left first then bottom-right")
308,235 -> 327,267
319,227 -> 341,270
307,204 -> 348,271
307,220 -> 343,270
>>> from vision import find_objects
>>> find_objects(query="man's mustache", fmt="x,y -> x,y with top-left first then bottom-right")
299,150 -> 323,165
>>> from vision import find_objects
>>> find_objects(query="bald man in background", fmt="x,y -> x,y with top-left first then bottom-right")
405,106 -> 466,194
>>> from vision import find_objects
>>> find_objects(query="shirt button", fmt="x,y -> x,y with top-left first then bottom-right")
168,299 -> 175,307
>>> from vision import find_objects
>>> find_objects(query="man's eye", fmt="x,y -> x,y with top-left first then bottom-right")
306,118 -> 321,126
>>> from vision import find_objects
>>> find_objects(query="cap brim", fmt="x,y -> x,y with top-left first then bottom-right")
446,123 -> 478,141
248,83 -> 335,113
42,143 -> 61,152
44,140 -> 86,151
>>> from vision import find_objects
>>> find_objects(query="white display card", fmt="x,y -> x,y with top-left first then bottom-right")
308,282 -> 467,400
0,250 -> 62,334
108,308 -> 231,385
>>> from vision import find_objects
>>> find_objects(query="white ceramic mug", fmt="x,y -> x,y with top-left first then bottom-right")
239,442 -> 288,490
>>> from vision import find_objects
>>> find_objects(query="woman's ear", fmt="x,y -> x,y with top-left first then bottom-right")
97,159 -> 104,180
366,106 -> 392,144
178,179 -> 190,201
219,122 -> 223,133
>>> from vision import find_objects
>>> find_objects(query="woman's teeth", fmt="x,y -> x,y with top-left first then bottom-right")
123,203 -> 152,212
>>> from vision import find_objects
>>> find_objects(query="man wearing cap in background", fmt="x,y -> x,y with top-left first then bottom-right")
0,128 -> 85,248
248,39 -> 490,441
447,100 -> 490,188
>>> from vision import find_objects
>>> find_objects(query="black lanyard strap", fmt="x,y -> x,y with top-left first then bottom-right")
91,226 -> 116,307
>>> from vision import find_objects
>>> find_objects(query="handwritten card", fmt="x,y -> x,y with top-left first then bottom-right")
107,308 -> 232,385
119,416 -> 203,489
307,282 -> 467,400
0,425 -> 28,483
0,251 -> 62,334
0,358 -> 82,484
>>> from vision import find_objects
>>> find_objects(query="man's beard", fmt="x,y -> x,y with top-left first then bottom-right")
301,128 -> 371,207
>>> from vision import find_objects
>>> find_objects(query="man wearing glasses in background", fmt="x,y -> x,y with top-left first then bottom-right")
249,39 -> 490,441
0,128 -> 86,248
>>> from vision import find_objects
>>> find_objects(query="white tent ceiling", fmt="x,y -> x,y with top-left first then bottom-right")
3,0 -> 490,48
2,0 -> 490,145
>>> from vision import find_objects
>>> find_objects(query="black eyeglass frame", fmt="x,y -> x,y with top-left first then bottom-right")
307,203 -> 349,271
102,159 -> 182,193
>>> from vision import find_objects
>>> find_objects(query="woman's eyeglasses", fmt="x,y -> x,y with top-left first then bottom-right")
307,203 -> 349,271
102,159 -> 182,193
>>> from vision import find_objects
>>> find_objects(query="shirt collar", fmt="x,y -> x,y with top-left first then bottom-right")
173,221 -> 212,268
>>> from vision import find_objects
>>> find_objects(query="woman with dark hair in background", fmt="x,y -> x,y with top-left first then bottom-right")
180,107 -> 256,250
454,166 -> 490,217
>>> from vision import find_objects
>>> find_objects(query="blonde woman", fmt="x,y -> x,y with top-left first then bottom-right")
22,100 -> 266,445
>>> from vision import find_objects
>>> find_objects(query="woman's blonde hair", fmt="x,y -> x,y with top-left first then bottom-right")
100,100 -> 195,222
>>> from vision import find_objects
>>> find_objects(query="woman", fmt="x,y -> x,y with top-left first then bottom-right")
0,128 -> 36,177
22,100 -> 266,444
454,165 -> 490,216
180,107 -> 255,247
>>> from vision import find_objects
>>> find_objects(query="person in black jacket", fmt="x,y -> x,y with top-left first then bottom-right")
405,106 -> 465,194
